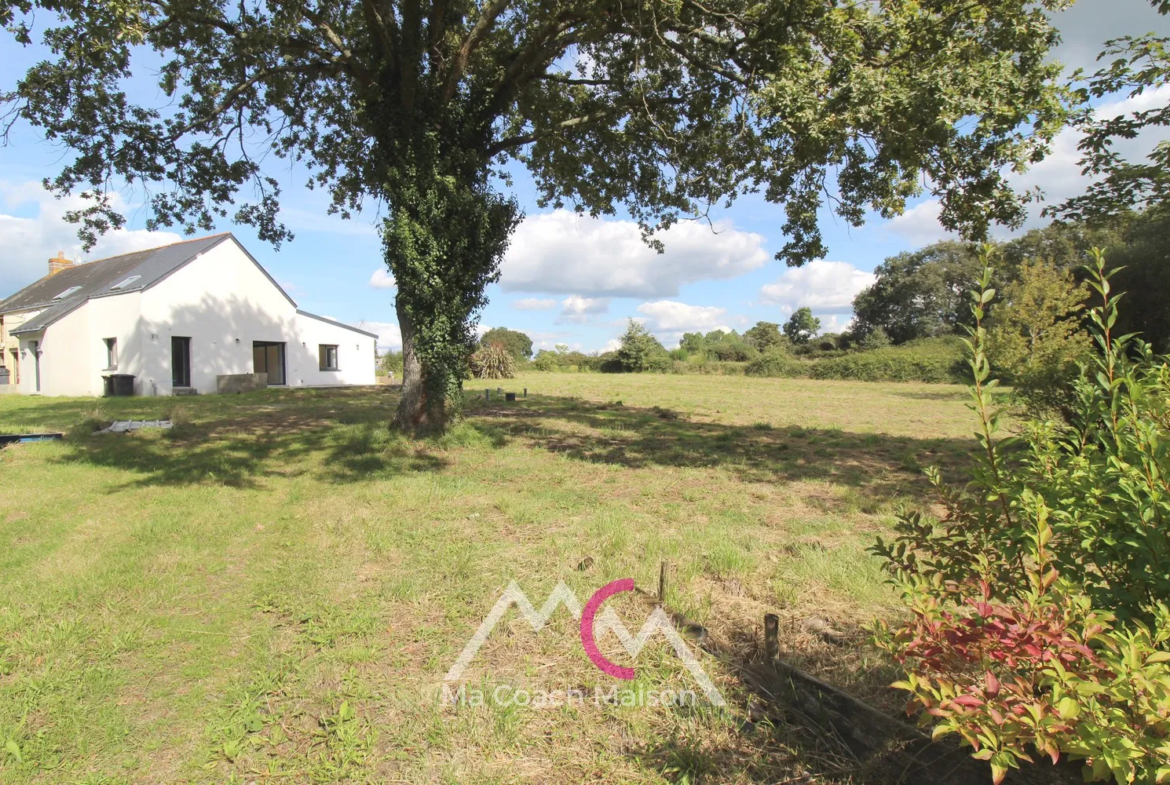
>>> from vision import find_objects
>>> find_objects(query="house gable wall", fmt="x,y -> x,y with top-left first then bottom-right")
138,238 -> 298,395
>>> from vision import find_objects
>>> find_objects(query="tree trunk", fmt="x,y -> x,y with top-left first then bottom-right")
393,297 -> 451,433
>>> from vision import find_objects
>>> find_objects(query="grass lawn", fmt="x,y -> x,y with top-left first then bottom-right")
0,373 -> 982,783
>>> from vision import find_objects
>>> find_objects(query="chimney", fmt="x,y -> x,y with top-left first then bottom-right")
48,251 -> 74,277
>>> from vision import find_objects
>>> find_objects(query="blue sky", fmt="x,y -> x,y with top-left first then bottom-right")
1,1 -> 1167,355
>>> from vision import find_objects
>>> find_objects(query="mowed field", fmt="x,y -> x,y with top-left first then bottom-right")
0,373 -> 982,784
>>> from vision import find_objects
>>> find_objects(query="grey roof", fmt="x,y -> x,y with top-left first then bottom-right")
0,234 -> 232,335
297,310 -> 379,339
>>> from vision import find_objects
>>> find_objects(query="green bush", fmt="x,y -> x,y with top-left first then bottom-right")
873,251 -> 1170,785
809,337 -> 965,383
706,338 -> 759,362
744,348 -> 807,378
378,350 -> 404,377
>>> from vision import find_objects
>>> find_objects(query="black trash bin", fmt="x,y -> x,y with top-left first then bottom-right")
103,374 -> 136,397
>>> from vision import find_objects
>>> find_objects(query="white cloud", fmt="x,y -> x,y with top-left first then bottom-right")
635,300 -> 735,348
557,294 -> 610,324
637,301 -> 730,332
475,323 -> 491,338
602,338 -> 622,353
500,210 -> 768,297
369,269 -> 396,289
817,313 -> 856,335
355,320 -> 402,353
885,200 -> 954,247
759,261 -> 875,313
0,181 -> 182,296
1049,1 -> 1170,75
512,297 -> 557,311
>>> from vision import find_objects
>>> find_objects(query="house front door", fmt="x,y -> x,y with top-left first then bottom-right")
172,336 -> 192,388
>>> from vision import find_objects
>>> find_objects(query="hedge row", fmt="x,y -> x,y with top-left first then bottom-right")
529,338 -> 967,384
807,340 -> 966,384
745,338 -> 965,383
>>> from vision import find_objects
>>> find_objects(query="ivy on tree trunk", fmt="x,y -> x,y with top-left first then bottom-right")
383,173 -> 519,431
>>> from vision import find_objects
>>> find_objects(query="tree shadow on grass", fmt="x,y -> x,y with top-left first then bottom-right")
46,386 -> 447,490
26,386 -> 974,501
466,394 -> 976,507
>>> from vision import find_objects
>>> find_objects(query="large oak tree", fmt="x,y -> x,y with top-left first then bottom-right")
1,0 -> 1070,430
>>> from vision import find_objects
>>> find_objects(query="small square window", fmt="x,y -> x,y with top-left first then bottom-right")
319,344 -> 339,371
104,338 -> 118,370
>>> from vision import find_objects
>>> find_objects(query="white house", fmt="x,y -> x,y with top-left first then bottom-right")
0,233 -> 377,396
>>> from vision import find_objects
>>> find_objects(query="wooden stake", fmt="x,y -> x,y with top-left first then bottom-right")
764,613 -> 779,663
658,561 -> 668,604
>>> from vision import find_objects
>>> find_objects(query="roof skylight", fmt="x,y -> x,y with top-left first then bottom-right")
109,275 -> 142,291
51,286 -> 82,300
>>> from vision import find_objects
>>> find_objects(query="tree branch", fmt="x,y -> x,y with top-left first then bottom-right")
441,0 -> 513,103
360,0 -> 397,61
486,96 -> 682,156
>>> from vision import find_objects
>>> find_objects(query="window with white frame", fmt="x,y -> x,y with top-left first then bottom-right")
103,338 -> 118,369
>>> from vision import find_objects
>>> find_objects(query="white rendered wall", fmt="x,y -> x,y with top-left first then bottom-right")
287,313 -> 377,388
24,304 -> 91,396
138,238 -> 374,395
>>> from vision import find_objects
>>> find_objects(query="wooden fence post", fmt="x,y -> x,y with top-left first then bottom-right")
764,613 -> 779,663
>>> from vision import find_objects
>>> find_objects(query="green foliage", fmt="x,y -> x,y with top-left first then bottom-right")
468,343 -> 516,379
378,351 -> 404,377
479,327 -> 533,361
873,249 -> 1170,784
679,332 -> 707,355
744,322 -> 786,353
1102,209 -> 1170,353
986,259 -> 1090,415
852,242 -> 985,344
615,320 -> 671,374
854,212 -> 1170,357
745,348 -> 805,378
858,327 -> 892,351
809,338 -> 965,383
783,307 -> 821,345
704,331 -> 759,362
531,349 -> 612,373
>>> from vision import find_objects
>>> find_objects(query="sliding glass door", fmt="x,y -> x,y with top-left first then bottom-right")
252,341 -> 286,386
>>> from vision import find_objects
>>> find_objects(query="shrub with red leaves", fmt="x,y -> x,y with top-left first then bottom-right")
872,251 -> 1170,784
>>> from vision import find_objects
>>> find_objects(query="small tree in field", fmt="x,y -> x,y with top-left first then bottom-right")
987,259 -> 1090,414
479,327 -> 533,362
1,0 -> 1072,431
783,308 -> 820,345
615,320 -> 669,373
